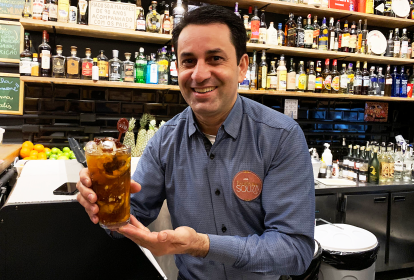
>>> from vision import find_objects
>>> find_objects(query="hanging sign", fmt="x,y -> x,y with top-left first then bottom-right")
0,73 -> 23,115
0,20 -> 23,63
88,0 -> 136,30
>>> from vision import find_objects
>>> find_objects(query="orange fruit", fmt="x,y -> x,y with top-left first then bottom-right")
29,150 -> 38,158
22,141 -> 34,150
34,144 -> 44,152
37,152 -> 47,160
24,156 -> 37,160
44,147 -> 51,153
20,147 -> 32,158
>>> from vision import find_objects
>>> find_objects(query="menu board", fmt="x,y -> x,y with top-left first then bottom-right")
0,0 -> 25,18
0,74 -> 23,115
0,21 -> 22,62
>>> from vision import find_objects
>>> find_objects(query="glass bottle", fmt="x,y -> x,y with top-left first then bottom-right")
22,0 -> 32,18
361,20 -> 368,54
384,65 -> 392,96
379,144 -> 388,182
162,5 -> 172,34
356,20 -> 363,53
244,15 -> 252,43
304,14 -> 313,49
296,17 -> 305,48
368,147 -> 380,183
277,55 -> 287,91
121,52 -> 134,83
66,46 -> 80,79
315,61 -> 323,93
277,23 -> 285,46
173,0 -> 185,29
146,53 -> 158,84
258,50 -> 268,90
307,61 -> 316,92
339,63 -> 348,94
81,48 -> 93,80
92,58 -> 99,81
33,0 -> 44,20
266,22 -> 277,45
169,46 -> 178,85
394,145 -> 403,182
322,58 -> 331,93
348,145 -> 356,180
250,50 -> 258,90
287,58 -> 296,91
48,0 -> 57,21
78,0 -> 88,25
158,47 -> 169,85
38,30 -> 51,77
403,145 -> 413,181
400,66 -> 408,97
400,28 -> 409,58
240,56 -> 251,90
346,63 -> 355,95
285,13 -> 297,47
335,20 -> 342,51
42,0 -> 49,21
109,50 -> 123,82
20,33 -> 32,77
349,21 -> 357,53
362,61 -> 370,95
234,2 -> 241,18
391,66 -> 400,97
387,144 -> 395,182
384,0 -> 392,16
368,66 -> 378,96
259,10 -> 267,44
250,6 -> 260,44
328,17 -> 335,51
52,45 -> 65,78
319,17 -> 329,51
31,53 -> 40,76
297,61 -> 306,92
135,47 -> 147,83
378,67 -> 385,96
354,61 -> 362,95
57,0 -> 69,23
331,59 -> 340,93
393,28 -> 400,58
147,1 -> 161,33
312,16 -> 320,50
341,20 -> 350,52
97,50 -> 109,81
268,61 -> 278,90
136,0 -> 146,32
386,30 -> 394,57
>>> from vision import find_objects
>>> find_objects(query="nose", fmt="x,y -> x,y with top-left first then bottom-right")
191,60 -> 211,84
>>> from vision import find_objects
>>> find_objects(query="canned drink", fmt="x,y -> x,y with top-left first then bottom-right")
69,6 -> 77,23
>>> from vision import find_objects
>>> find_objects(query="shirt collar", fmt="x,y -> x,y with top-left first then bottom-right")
187,95 -> 243,140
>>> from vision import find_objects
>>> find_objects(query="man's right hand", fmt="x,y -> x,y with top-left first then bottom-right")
76,168 -> 142,224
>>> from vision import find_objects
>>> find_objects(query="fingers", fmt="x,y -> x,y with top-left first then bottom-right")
79,168 -> 92,188
129,215 -> 150,232
130,180 -> 141,194
76,192 -> 99,224
77,168 -> 99,224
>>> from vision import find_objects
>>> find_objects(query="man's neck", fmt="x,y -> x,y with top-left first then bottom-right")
194,112 -> 228,136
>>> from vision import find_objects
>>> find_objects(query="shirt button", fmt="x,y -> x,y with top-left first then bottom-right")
222,225 -> 227,233
210,154 -> 215,160
215,189 -> 220,196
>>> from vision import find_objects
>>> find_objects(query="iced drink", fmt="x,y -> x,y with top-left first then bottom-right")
85,137 -> 131,229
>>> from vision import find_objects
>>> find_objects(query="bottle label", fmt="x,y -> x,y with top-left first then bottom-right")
110,62 -> 121,80
20,58 -> 32,74
341,33 -> 350,47
287,74 -> 296,90
304,30 -> 313,45
349,35 -> 357,48
163,19 -> 172,32
297,31 -> 305,46
240,70 -> 250,87
259,28 -> 267,43
98,61 -> 108,77
58,0 -> 69,21
298,74 -> 307,90
401,79 -> 408,95
53,58 -> 65,74
357,34 -> 363,50
31,62 -> 39,76
359,174 -> 367,182
261,66 -> 267,88
401,41 -> 408,55
42,7 -> 49,21
41,50 -> 50,70
332,76 -> 340,91
394,41 -> 400,55
278,71 -> 287,90
270,75 -> 278,89
354,76 -> 362,86
380,162 -> 389,178
363,76 -> 370,86
386,78 -> 392,85
69,6 -> 77,23
136,19 -> 146,31
287,27 -> 296,45
79,0 -> 87,15
319,30 -> 328,50
324,75 -> 332,90
124,64 -> 134,82
33,0 -> 44,19
82,62 -> 93,76
375,3 -> 385,13
170,61 -> 178,77
277,32 -> 284,46
150,64 -> 158,83
67,59 -> 79,75
267,30 -> 278,45
251,21 -> 260,39
307,75 -> 316,91
395,162 -> 403,172
315,77 -> 323,89
49,3 -> 57,19
338,34 -> 342,49
340,75 -> 348,89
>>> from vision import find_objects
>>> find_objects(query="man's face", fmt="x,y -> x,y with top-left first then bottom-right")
176,23 -> 248,119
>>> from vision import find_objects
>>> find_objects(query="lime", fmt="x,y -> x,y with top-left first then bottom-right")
51,147 -> 60,154
49,154 -> 58,160
45,150 -> 51,158
62,147 -> 71,153
57,155 -> 69,160
63,152 -> 70,158
69,153 -> 76,160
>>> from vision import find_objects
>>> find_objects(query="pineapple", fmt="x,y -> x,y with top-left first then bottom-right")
123,117 -> 136,149
154,120 -> 166,134
133,113 -> 150,157
145,119 -> 157,148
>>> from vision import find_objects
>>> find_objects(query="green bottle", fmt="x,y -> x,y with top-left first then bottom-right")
135,47 -> 147,83
368,147 -> 380,183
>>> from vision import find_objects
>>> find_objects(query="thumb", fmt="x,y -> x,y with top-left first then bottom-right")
130,180 -> 141,194
158,230 -> 175,243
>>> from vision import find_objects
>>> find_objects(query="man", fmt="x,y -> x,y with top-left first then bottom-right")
77,5 -> 315,280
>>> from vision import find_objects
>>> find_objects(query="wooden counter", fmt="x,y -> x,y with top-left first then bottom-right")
0,144 -> 21,174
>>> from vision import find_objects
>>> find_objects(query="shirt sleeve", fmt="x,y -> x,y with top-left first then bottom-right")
205,124 -> 315,276
130,128 -> 166,227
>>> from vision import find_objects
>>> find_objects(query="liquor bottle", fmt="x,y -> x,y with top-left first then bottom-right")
347,63 -> 355,94
356,20 -> 362,53
343,144 -> 352,179
287,58 -> 296,91
146,53 -> 158,84
368,66 -> 378,95
136,0 -> 146,31
250,6 -> 260,44
385,30 -> 394,57
97,50 -> 109,81
250,50 -> 258,90
33,0 -> 44,20
409,66 -> 414,96
400,66 -> 408,97
285,13 -> 297,47
57,0 -> 69,23
368,147 -> 380,183
268,61 -> 278,90
147,2 -> 161,33
378,67 -> 385,96
378,144 -> 388,182
304,14 -> 313,49
277,55 -> 287,91
307,61 -> 316,92
135,47 -> 147,84
158,1 -> 166,29
387,143 -> 395,182
335,20 -> 342,51
348,145 -> 356,180
234,2 -> 241,18
408,38 -> 412,59
121,53 -> 135,83
266,22 -> 277,45
240,55 -> 251,90
244,15 -> 252,43
318,17 -> 328,51
403,145 -> 413,181
366,0 -> 374,13
296,17 -> 305,48
331,59 -> 340,93
247,6 -> 253,27
38,30 -> 51,77
22,0 -> 32,18
384,65 -> 392,96
374,0 -> 385,15
393,28 -> 400,58
322,59 -> 331,93
315,61 -> 323,93
173,0 -> 184,29
92,58 -> 99,81
81,48 -> 93,80
361,61 -> 369,95
354,61 -> 362,95
19,33 -> 32,77
341,21 -> 350,52
259,10 -> 267,44
349,22 -> 357,53
384,0 -> 392,16
361,20 -> 368,54
108,50 -> 123,82
158,47 -> 169,85
328,17 -> 335,51
258,50 -> 268,90
66,46 -> 80,79
394,145 -> 403,182
31,53 -> 39,76
52,45 -> 65,78
339,63 -> 348,94
42,0 -> 49,21
312,16 -> 320,50
297,61 -> 306,92
277,23 -> 284,46
77,0 -> 88,25
68,5 -> 76,24
400,28 -> 409,58
391,66 -> 401,97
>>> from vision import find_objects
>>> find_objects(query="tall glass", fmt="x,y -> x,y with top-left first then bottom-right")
85,138 -> 131,229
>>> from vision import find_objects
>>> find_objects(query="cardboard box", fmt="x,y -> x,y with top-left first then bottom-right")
330,0 -> 350,10
364,102 -> 388,122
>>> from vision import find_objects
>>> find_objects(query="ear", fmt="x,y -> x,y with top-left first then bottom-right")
237,54 -> 249,84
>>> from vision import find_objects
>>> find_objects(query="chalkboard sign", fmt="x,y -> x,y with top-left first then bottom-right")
0,73 -> 23,115
0,0 -> 25,19
0,21 -> 22,63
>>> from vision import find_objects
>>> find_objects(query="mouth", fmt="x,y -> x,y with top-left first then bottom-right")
192,86 -> 217,93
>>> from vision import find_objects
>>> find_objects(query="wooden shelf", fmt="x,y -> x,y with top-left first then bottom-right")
247,43 -> 414,65
206,0 -> 414,29
20,18 -> 172,44
21,76 -> 414,102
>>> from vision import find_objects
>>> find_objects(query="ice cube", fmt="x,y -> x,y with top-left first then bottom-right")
85,141 -> 98,153
102,140 -> 115,152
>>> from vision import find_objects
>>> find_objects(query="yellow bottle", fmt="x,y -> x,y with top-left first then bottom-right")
58,0 -> 70,23
31,53 -> 39,77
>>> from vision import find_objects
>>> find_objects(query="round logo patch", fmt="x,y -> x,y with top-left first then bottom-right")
232,170 -> 263,201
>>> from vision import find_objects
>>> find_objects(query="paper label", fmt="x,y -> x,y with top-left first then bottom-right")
41,50 -> 50,69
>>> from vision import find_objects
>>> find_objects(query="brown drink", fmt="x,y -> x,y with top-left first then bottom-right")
85,137 -> 131,229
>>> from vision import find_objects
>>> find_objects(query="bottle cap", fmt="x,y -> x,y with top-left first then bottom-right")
278,23 -> 282,29
113,49 -> 119,57
139,47 -> 144,52
93,58 -> 97,62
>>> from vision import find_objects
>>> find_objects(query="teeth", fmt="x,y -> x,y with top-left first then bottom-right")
194,87 -> 216,93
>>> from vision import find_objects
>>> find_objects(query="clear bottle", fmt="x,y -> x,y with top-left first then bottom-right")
403,145 -> 413,181
328,17 -> 335,51
136,0 -> 146,31
378,67 -> 385,96
92,58 -> 99,81
250,50 -> 258,90
250,6 -> 260,44
368,66 -> 378,96
109,50 -> 123,82
97,50 -> 109,81
277,23 -> 285,46
307,61 -> 316,92
19,33 -> 32,77
312,16 -> 320,50
354,61 -> 362,95
173,0 -> 185,29
362,61 -> 370,95
266,22 -> 277,45
42,0 -> 49,21
379,144 -> 388,182
400,66 -> 408,98
346,63 -> 355,95
343,144 -> 352,179
277,55 -> 287,91
285,13 -> 297,47
348,145 -> 356,180
400,28 -> 409,58
52,45 -> 65,78
258,50 -> 268,90
158,47 -> 169,85
123,52 -> 135,83
78,0 -> 88,25
287,58 -> 296,91
57,0 -> 69,23
297,61 -> 306,92
322,58 -> 331,93
361,20 -> 369,54
268,61 -> 278,90
304,14 -> 314,49
147,1 -> 161,33
318,17 -> 328,51
386,30 -> 394,57
393,28 -> 400,58
391,66 -> 401,97
81,48 -> 93,80
38,30 -> 51,77
384,65 -> 392,96
394,145 -> 403,182
315,60 -> 323,93
387,144 -> 395,182
296,16 -> 305,48
31,53 -> 40,76
259,10 -> 267,44
146,53 -> 158,84
331,59 -> 340,93
33,0 -> 44,20
22,0 -> 32,18
339,63 -> 348,94
66,46 -> 80,79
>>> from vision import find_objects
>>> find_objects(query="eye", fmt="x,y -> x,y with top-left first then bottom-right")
212,56 -> 223,62
182,59 -> 195,66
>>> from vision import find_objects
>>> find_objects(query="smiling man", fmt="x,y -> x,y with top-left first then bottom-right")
77,5 -> 315,280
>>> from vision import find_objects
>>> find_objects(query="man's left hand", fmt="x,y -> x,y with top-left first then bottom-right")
117,215 -> 210,257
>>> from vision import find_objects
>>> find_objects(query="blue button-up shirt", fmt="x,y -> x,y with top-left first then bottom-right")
131,95 -> 315,280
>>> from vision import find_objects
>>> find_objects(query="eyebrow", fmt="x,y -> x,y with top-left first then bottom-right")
180,48 -> 225,59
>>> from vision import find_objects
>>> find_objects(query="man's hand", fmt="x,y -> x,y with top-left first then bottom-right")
76,168 -> 141,224
118,215 -> 210,258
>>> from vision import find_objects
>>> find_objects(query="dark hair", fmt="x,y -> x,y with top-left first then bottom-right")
172,5 -> 247,65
